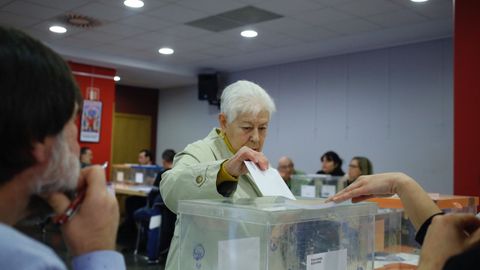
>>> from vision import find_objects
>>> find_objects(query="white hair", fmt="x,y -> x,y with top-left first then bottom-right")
220,80 -> 276,123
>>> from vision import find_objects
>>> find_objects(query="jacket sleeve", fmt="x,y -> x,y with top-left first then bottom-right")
159,143 -> 227,213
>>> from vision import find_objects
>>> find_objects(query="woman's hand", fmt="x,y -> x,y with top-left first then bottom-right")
326,172 -> 410,203
224,146 -> 269,177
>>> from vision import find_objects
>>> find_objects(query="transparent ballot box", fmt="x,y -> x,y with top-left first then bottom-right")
111,164 -> 162,185
368,194 -> 479,269
291,174 -> 344,198
177,197 -> 377,270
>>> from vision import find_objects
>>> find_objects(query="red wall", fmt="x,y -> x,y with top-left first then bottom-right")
115,85 -> 159,162
69,62 -> 116,176
454,0 -> 480,196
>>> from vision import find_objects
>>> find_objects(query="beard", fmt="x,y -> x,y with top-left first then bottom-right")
21,131 -> 81,225
35,131 -> 80,194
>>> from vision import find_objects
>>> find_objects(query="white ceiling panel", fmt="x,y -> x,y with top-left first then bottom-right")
292,7 -> 356,26
146,3 -> 207,23
24,0 -> 91,11
1,1 -> 61,19
256,17 -> 314,34
97,0 -> 172,10
323,18 -> 381,35
254,0 -> 325,15
335,0 -> 402,17
95,22 -> 147,37
195,45 -> 242,58
72,2 -> 137,22
0,11 -> 39,27
1,0 -> 453,88
118,14 -> 174,31
71,29 -> 125,43
368,9 -> 428,28
177,0 -> 245,15
286,26 -> 339,42
310,0 -> 356,7
409,0 -> 452,19
158,24 -> 211,38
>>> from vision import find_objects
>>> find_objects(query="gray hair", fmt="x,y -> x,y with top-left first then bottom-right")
220,80 -> 276,123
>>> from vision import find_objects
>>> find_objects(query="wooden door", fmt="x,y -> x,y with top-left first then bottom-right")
112,113 -> 152,165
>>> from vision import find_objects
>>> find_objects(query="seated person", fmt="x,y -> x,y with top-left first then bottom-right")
316,151 -> 345,176
0,26 -> 124,269
120,149 -> 157,239
345,156 -> 373,187
134,149 -> 176,263
277,156 -> 303,188
327,173 -> 480,270
138,149 -> 154,165
79,146 -> 93,168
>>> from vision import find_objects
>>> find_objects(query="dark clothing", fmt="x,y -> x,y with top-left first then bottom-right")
415,212 -> 480,270
133,168 -> 176,260
316,168 -> 345,176
443,242 -> 480,270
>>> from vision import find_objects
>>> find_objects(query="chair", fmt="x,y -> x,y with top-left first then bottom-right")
133,187 -> 176,263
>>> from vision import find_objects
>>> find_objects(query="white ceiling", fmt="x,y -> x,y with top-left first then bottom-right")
0,0 -> 452,89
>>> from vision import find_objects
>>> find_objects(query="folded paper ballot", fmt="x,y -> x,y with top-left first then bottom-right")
244,161 -> 296,200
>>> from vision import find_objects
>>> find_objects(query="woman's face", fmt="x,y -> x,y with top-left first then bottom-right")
321,157 -> 335,174
348,159 -> 361,181
220,110 -> 270,152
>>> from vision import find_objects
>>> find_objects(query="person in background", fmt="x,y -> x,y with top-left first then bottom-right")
134,149 -> 177,263
345,156 -> 373,186
277,156 -> 303,189
138,149 -> 153,165
79,146 -> 93,168
160,80 -> 276,270
327,173 -> 480,270
154,149 -> 176,187
0,26 -> 124,269
316,151 -> 345,176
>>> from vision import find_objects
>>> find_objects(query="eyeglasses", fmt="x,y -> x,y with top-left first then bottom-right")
348,164 -> 359,169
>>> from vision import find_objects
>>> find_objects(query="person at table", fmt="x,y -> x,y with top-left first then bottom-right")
316,150 -> 345,176
79,146 -> 93,168
327,173 -> 480,270
160,80 -> 276,270
277,156 -> 303,189
344,156 -> 373,187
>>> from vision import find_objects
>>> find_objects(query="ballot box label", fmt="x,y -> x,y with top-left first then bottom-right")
306,248 -> 347,270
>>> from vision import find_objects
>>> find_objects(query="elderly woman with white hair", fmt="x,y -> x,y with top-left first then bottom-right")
160,80 -> 276,269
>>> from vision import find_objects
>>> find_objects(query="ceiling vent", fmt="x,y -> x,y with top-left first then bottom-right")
186,6 -> 283,32
61,13 -> 102,28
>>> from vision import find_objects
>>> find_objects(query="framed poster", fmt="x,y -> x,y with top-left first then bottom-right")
80,100 -> 102,142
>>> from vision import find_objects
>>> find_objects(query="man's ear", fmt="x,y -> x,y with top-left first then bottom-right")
218,113 -> 228,130
31,139 -> 52,164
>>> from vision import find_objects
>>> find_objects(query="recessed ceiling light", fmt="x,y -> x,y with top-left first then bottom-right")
49,25 -> 67,34
158,47 -> 174,55
410,0 -> 429,2
114,76 -> 121,82
241,30 -> 258,38
124,0 -> 144,8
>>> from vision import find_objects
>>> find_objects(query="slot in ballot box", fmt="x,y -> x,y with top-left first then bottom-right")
177,197 -> 377,270
290,174 -> 345,198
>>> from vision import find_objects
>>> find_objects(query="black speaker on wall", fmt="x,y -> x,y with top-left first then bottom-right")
198,73 -> 219,105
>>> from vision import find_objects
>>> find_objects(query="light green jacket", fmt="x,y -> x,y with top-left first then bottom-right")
160,128 -> 261,270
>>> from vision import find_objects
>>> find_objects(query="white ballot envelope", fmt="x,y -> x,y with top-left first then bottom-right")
244,161 -> 296,200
